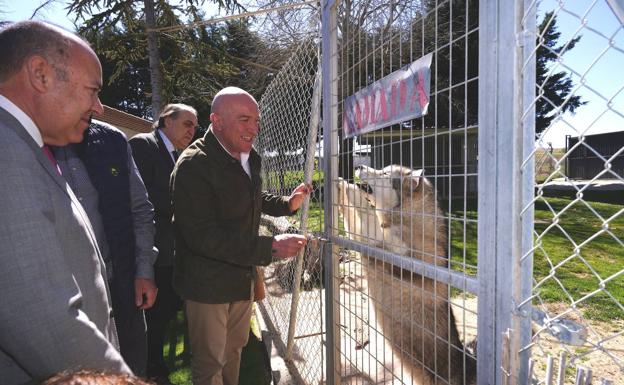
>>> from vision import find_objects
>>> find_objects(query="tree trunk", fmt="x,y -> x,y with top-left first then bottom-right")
144,0 -> 163,118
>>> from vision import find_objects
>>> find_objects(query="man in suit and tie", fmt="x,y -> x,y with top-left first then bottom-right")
129,103 -> 198,382
0,21 -> 131,384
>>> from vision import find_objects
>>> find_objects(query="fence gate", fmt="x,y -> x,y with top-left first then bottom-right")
323,0 -> 479,384
255,8 -> 326,385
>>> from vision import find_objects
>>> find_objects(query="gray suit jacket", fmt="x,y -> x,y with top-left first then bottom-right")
0,107 -> 131,384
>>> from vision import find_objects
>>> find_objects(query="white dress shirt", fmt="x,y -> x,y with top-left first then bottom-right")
157,129 -> 177,163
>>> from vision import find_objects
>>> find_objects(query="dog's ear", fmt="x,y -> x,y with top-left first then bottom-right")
401,175 -> 421,192
403,169 -> 428,192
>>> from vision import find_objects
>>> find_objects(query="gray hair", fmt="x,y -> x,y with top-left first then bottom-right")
0,20 -> 78,83
154,103 -> 198,129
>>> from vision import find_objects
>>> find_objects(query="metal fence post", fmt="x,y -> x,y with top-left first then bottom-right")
514,0 -> 536,383
322,0 -> 340,384
478,1 -> 532,383
285,68 -> 322,361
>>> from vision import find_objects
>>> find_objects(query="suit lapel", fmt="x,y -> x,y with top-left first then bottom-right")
0,107 -> 69,195
154,130 -> 175,170
0,106 -> 106,270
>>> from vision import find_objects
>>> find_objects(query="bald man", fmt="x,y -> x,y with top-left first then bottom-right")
171,87 -> 310,385
0,21 -> 131,384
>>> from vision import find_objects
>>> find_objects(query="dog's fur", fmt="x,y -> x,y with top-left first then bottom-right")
337,165 -> 476,385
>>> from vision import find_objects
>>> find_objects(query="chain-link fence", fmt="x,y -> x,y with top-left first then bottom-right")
235,1 -> 623,384
255,33 -> 326,384
514,1 -> 624,384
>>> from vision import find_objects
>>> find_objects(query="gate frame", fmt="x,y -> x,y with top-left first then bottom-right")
320,0 -> 538,384
321,1 -> 340,384
477,1 -> 535,384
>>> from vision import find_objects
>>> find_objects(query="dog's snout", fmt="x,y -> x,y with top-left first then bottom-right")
355,165 -> 367,178
355,182 -> 373,194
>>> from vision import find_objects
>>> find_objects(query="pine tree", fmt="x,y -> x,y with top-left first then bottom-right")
67,0 -> 244,119
536,11 -> 587,135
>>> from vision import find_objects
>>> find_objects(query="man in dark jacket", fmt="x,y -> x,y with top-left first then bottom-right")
54,121 -> 158,376
171,87 -> 309,385
129,104 -> 198,382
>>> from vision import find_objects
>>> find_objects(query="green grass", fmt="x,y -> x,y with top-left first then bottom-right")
164,310 -> 272,385
263,170 -> 325,191
449,208 -> 479,276
531,197 -> 624,321
445,196 -> 624,321
305,200 -> 324,233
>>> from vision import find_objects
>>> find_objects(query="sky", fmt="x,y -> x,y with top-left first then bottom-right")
536,0 -> 624,148
2,0 -> 622,149
0,0 -> 221,30
2,0 -> 79,30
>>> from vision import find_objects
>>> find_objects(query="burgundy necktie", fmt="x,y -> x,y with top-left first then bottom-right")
42,145 -> 62,175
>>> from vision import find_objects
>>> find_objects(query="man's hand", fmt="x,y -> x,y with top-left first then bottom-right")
135,278 -> 158,310
271,234 -> 307,258
288,183 -> 312,213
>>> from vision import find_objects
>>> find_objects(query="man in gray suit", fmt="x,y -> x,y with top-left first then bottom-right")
0,21 -> 131,384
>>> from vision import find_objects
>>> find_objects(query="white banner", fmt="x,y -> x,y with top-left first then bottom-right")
342,53 -> 432,138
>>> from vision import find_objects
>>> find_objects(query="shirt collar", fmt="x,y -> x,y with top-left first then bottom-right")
240,151 -> 249,163
0,94 -> 43,147
157,129 -> 176,154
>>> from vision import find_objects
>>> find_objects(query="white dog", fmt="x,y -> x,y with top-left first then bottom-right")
337,165 -> 476,385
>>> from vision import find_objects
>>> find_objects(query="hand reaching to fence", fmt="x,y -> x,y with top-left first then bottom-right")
271,234 -> 307,258
288,182 -> 313,213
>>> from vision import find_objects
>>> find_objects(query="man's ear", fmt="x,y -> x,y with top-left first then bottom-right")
26,56 -> 53,93
163,115 -> 174,130
209,113 -> 220,131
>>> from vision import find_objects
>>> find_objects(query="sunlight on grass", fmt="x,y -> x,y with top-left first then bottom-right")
449,208 -> 478,276
532,197 -> 624,321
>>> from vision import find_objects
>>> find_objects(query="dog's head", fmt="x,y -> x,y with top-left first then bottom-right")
337,177 -> 374,209
355,165 -> 428,211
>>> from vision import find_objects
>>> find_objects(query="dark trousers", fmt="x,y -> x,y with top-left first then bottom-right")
146,266 -> 182,377
110,280 -> 148,376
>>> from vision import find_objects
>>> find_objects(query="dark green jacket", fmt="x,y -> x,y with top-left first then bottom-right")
171,130 -> 292,303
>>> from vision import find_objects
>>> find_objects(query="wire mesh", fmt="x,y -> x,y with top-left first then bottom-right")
520,0 -> 624,383
255,36 -> 326,385
331,0 -> 479,384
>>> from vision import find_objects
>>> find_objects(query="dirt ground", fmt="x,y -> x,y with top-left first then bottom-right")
434,295 -> 623,384
526,302 -> 624,384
